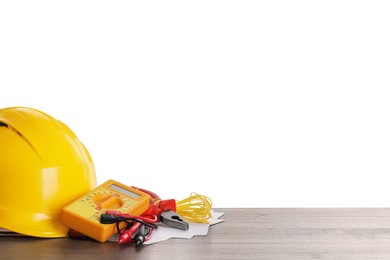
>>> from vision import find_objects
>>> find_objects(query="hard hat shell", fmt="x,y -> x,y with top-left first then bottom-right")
0,107 -> 96,237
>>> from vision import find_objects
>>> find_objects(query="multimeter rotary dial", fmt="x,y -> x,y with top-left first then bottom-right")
93,194 -> 124,209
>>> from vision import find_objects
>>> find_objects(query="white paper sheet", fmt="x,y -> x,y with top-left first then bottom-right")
144,210 -> 225,245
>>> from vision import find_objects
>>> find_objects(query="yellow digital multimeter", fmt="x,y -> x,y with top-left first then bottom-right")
62,180 -> 150,242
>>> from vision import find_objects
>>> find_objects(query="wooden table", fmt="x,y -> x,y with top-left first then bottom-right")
2,208 -> 390,259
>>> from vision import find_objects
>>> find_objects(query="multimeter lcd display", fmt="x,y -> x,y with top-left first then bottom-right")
109,184 -> 140,198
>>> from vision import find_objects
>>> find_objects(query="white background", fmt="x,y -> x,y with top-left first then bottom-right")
1,1 -> 390,207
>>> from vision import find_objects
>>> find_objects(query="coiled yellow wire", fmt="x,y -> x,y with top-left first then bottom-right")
175,193 -> 213,224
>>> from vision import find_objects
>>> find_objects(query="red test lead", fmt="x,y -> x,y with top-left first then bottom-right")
118,222 -> 141,244
102,211 -> 158,245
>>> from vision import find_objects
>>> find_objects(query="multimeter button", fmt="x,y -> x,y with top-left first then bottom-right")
93,194 -> 124,209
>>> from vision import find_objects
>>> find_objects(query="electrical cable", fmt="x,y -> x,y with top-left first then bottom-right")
100,212 -> 158,245
176,192 -> 213,224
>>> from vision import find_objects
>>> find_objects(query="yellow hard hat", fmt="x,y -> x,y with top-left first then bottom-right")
0,107 -> 96,237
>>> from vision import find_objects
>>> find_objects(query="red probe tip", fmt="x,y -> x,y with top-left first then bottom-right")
118,232 -> 131,244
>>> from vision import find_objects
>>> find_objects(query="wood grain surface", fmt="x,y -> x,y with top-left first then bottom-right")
2,208 -> 390,259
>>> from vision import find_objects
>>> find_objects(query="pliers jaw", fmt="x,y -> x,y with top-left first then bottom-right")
160,210 -> 189,231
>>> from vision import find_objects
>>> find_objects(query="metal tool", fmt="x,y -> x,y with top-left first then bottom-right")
160,210 -> 189,231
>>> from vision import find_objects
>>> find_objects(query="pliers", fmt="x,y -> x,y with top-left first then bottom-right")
131,186 -> 189,231
160,210 -> 189,231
